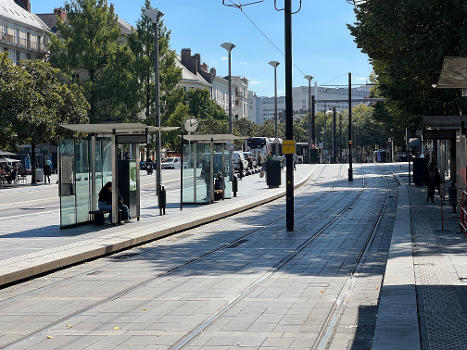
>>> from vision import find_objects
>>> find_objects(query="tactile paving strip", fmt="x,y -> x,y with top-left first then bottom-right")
412,207 -> 467,350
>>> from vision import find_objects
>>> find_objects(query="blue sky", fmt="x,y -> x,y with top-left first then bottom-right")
32,0 -> 372,96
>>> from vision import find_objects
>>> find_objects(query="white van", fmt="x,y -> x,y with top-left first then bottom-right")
232,151 -> 248,171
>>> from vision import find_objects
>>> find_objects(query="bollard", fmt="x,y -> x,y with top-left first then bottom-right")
158,185 -> 166,216
448,181 -> 457,214
232,176 -> 238,197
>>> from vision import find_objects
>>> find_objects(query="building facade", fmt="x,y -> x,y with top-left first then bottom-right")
231,76 -> 250,121
254,84 -> 372,124
0,0 -> 50,64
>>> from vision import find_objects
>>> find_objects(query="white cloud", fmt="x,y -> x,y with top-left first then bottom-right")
240,61 -> 247,65
249,79 -> 262,85
221,56 -> 228,61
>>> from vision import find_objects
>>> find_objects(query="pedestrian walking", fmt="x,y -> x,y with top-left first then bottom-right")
424,163 -> 442,203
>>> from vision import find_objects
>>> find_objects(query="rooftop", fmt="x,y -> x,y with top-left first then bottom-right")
0,0 -> 49,32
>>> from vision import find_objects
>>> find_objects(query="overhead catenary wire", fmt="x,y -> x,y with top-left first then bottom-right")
224,0 -> 307,77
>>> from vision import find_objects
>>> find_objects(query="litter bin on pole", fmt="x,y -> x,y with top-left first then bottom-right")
35,168 -> 44,183
266,160 -> 281,188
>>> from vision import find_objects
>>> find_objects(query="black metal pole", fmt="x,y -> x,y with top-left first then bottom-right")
348,72 -> 353,181
311,95 -> 316,146
285,0 -> 294,231
274,65 -> 279,156
307,80 -> 312,163
339,114 -> 342,163
332,107 -> 337,164
154,21 -> 162,195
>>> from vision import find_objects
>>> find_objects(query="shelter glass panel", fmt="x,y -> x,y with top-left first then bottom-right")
74,140 -> 90,224
182,142 -> 211,204
59,139 -> 75,227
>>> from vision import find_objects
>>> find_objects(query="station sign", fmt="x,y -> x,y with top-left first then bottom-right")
423,129 -> 456,140
116,134 -> 148,144
282,140 -> 296,154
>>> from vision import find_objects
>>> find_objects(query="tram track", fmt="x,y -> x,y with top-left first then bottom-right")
167,165 -> 368,350
0,164 -> 349,349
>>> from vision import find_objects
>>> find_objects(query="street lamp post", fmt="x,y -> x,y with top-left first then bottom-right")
348,72 -> 353,181
144,7 -> 164,196
339,113 -> 343,163
304,75 -> 313,163
269,61 -> 280,156
221,42 -> 235,180
332,107 -> 337,164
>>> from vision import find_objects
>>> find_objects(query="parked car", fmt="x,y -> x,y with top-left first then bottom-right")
233,151 -> 248,171
243,152 -> 257,169
161,157 -> 181,169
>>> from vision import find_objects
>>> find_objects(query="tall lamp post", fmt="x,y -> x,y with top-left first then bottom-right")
348,72 -> 353,181
304,75 -> 313,163
332,107 -> 337,164
269,61 -> 280,156
221,42 -> 235,180
144,7 -> 164,195
339,113 -> 343,163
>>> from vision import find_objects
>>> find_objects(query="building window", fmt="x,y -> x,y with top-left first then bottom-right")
3,25 -> 7,34
15,29 -> 19,44
15,50 -> 20,63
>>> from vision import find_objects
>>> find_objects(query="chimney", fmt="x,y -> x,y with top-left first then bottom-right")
181,48 -> 191,68
201,62 -> 208,72
14,0 -> 30,12
194,53 -> 201,75
210,67 -> 216,84
54,8 -> 67,22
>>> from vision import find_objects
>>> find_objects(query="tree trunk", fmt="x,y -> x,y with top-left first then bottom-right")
31,142 -> 36,184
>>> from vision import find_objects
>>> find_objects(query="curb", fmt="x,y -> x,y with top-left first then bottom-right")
372,183 -> 421,350
0,167 -> 316,288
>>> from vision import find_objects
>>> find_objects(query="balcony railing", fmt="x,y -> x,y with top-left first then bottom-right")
0,33 -> 47,53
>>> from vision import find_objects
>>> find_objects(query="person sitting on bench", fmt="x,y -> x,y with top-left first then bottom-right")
98,182 -> 131,223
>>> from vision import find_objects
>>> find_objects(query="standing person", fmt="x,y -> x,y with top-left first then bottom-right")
424,163 -> 442,203
44,162 -> 52,184
238,157 -> 244,180
98,182 -> 131,223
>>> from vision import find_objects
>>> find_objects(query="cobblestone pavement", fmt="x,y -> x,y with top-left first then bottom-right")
409,185 -> 467,350
0,164 -> 397,350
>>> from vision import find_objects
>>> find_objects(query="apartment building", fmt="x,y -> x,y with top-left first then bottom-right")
0,0 -> 50,63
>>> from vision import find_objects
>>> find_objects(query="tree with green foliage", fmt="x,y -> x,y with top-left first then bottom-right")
348,0 -> 466,135
50,0 -> 140,122
0,53 -> 89,182
128,0 -> 183,127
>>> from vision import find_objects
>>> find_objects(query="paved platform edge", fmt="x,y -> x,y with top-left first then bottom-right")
0,168 -> 315,288
372,183 -> 421,350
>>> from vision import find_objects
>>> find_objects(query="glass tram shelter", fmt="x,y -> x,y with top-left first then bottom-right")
181,134 -> 243,204
58,123 -> 177,228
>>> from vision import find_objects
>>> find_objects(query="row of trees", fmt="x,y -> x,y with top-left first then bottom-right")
348,0 -> 466,142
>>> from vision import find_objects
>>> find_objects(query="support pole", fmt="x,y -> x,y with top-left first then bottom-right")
339,114 -> 343,163
332,107 -> 337,164
154,21 -> 162,197
111,130 -> 118,225
348,73 -> 353,181
274,65 -> 279,156
312,95 -> 316,147
284,0 -> 294,231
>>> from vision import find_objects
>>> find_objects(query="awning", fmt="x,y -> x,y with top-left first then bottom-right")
0,150 -> 18,156
433,56 -> 467,96
60,123 -> 179,135
0,157 -> 21,163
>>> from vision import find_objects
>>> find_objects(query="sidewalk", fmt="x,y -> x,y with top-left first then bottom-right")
0,165 -> 316,287
373,169 -> 467,350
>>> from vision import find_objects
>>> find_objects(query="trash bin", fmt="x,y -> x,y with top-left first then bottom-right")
35,168 -> 44,183
412,158 -> 427,186
266,160 -> 281,188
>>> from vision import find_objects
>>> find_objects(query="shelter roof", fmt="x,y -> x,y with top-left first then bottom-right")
183,134 -> 246,142
434,56 -> 467,90
61,123 -> 178,134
